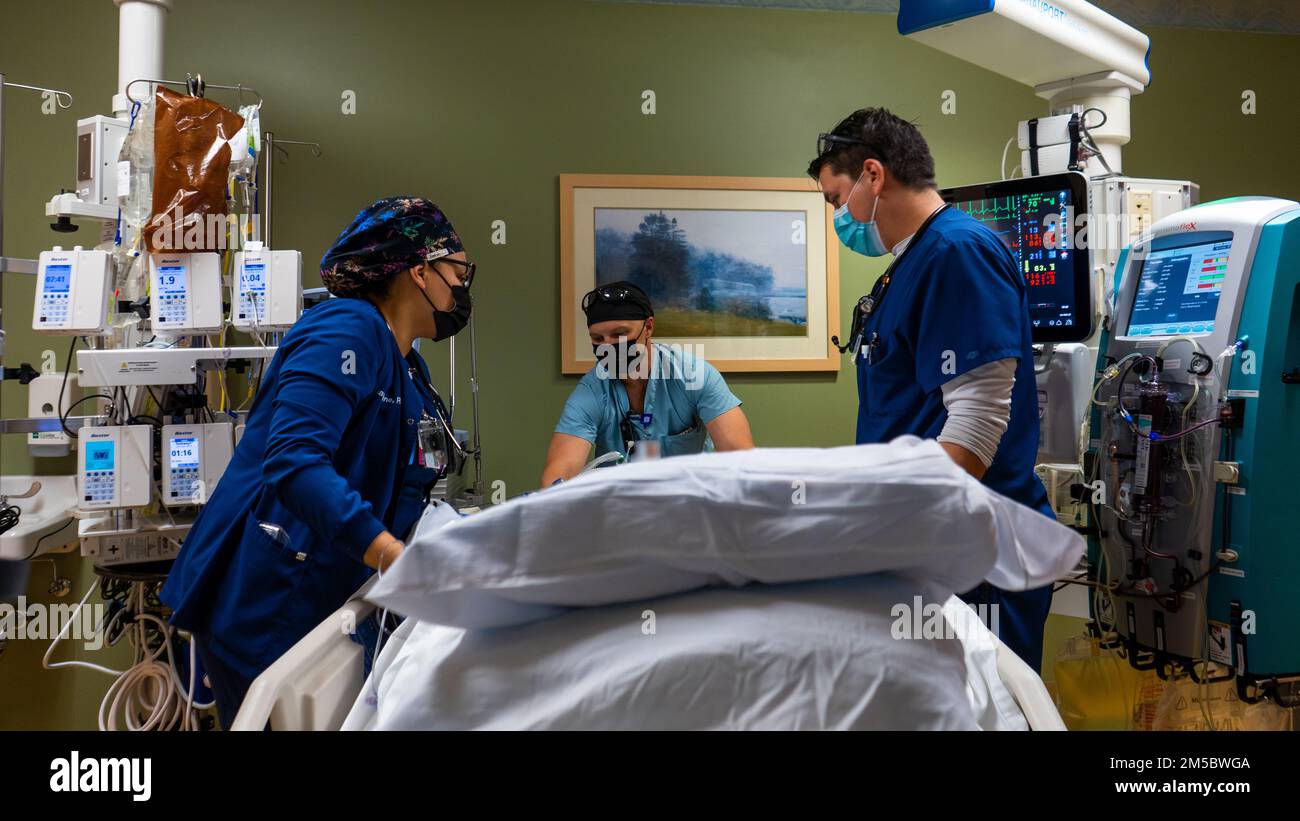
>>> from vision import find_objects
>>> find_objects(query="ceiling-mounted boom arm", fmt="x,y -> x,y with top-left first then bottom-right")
899,0 -> 1151,174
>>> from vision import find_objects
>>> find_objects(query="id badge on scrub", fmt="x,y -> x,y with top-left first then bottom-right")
418,414 -> 448,473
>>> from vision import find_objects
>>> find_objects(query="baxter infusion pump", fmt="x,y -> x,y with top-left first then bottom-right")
232,247 -> 303,331
32,247 -> 112,335
161,423 -> 234,506
149,252 -> 223,333
77,425 -> 153,509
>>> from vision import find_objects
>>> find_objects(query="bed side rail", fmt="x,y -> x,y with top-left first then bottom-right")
231,580 -> 377,731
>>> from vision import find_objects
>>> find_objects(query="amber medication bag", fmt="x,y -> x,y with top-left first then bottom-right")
144,86 -> 245,252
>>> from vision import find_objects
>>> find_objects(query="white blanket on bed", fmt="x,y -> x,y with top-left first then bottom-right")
342,575 -> 1029,731
368,438 -> 1083,632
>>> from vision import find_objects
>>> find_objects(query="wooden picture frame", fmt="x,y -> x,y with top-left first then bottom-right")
560,173 -> 840,373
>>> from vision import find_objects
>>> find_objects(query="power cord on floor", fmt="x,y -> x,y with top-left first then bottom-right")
44,578 -> 214,730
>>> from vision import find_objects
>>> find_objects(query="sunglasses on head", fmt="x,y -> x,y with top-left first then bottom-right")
815,132 -> 888,166
582,285 -> 650,313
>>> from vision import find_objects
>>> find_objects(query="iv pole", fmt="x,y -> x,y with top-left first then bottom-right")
0,76 -> 76,355
261,131 -> 321,250
446,305 -> 484,503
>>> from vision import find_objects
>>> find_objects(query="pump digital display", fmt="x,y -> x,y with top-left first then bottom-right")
86,441 -> 115,471
43,263 -> 72,294
169,436 -> 199,467
240,261 -> 267,294
157,264 -> 188,296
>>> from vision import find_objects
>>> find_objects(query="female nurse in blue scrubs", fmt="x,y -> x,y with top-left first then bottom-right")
161,196 -> 475,727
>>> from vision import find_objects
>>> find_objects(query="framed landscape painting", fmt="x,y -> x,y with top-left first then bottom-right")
560,174 -> 839,373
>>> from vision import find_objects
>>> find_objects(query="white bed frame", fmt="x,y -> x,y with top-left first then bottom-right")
232,581 -> 1067,731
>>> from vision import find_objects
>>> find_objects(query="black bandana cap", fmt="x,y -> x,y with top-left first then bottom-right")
582,280 -> 654,326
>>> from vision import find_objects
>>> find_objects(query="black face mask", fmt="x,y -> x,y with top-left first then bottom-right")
418,267 -> 472,341
592,322 -> 648,377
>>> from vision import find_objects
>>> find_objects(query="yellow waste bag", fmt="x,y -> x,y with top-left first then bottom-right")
1053,634 -> 1165,730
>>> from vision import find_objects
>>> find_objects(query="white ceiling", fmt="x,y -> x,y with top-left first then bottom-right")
596,0 -> 1300,35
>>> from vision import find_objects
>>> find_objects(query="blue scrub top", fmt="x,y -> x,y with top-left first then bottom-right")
854,207 -> 1051,517
160,298 -> 441,681
556,343 -> 741,459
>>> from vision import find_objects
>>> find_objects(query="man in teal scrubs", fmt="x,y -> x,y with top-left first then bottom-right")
541,281 -> 753,484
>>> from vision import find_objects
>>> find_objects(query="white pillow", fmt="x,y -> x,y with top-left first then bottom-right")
368,436 -> 1083,628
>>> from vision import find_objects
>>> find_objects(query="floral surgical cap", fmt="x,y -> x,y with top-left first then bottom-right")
319,196 -> 463,298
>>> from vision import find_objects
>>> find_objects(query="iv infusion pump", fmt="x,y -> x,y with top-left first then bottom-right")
32,247 -> 112,335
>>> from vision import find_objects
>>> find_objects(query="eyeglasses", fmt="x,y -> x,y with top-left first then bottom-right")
427,254 -> 476,289
582,285 -> 649,313
815,132 -> 886,165
619,409 -> 649,458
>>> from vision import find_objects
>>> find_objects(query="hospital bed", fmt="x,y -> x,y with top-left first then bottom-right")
232,577 -> 1067,731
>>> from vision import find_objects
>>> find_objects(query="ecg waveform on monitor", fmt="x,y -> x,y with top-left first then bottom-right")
953,188 -> 1073,329
964,197 -> 1017,221
954,191 -> 1068,273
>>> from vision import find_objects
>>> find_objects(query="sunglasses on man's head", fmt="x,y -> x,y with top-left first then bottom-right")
582,286 -> 649,312
815,132 -> 887,166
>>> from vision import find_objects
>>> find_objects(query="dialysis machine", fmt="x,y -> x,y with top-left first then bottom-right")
1089,198 -> 1300,699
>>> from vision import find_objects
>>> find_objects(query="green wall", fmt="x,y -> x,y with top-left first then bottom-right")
1,0 -> 1296,728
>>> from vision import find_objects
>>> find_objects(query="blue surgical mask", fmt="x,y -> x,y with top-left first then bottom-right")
833,175 -> 887,257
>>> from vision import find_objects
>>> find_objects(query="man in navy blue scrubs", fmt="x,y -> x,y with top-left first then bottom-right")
809,108 -> 1055,671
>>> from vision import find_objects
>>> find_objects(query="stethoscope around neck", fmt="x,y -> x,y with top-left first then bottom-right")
377,308 -> 470,480
831,203 -> 949,359
408,362 -> 470,481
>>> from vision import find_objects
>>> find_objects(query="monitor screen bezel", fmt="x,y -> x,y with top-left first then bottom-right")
939,171 -> 1092,344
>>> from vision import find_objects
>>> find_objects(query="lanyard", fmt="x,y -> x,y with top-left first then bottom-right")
407,359 -> 448,419
833,203 -> 949,357
615,379 -> 651,453
407,360 -> 460,476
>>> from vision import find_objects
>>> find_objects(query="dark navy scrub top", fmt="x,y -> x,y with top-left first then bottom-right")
161,297 -> 441,681
854,206 -> 1051,517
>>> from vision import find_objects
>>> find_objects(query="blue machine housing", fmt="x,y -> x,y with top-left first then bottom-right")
1209,206 -> 1300,682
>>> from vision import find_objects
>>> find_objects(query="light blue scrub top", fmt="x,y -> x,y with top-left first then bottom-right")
556,343 -> 741,459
